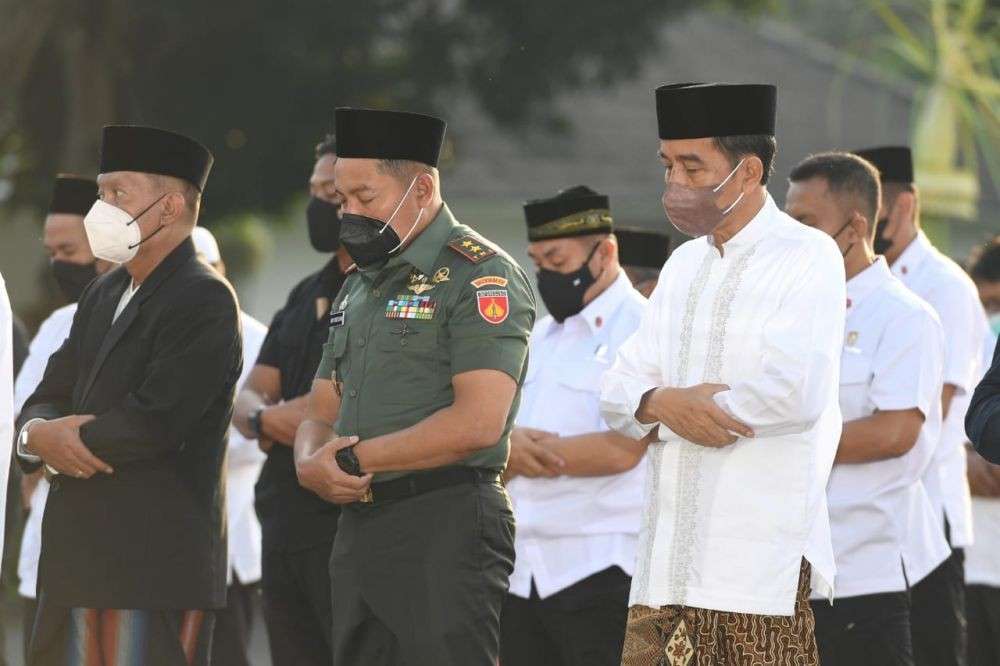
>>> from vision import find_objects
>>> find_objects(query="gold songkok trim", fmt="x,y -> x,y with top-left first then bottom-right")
529,209 -> 613,241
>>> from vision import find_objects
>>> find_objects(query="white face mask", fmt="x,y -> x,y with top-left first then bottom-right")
83,196 -> 164,264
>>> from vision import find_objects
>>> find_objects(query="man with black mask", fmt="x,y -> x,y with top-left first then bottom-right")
13,175 -> 111,649
857,145 -> 986,666
500,185 -> 650,666
232,134 -> 350,666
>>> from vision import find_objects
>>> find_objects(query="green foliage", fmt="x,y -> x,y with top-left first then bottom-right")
2,0 -> 713,221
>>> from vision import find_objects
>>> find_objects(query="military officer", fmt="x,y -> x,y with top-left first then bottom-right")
293,107 -> 535,666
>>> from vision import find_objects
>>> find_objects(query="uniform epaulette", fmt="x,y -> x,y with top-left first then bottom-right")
447,236 -> 496,264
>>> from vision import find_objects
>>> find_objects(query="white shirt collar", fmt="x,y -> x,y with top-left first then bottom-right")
708,191 -> 776,252
890,231 -> 933,278
546,269 -> 635,337
846,256 -> 892,311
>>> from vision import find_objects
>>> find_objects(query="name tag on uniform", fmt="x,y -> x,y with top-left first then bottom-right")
330,310 -> 346,327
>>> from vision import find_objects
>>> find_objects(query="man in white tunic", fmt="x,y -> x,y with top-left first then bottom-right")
601,83 -> 845,664
786,152 -> 949,665
499,186 -> 649,666
859,145 -> 985,666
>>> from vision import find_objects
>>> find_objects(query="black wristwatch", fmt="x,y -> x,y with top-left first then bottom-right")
248,406 -> 265,438
335,444 -> 364,476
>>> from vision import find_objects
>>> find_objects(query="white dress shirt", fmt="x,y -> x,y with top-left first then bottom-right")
227,311 -> 268,585
14,303 -> 77,598
601,194 -> 846,616
964,333 -> 1000,587
892,231 -> 986,547
507,270 -> 647,599
0,274 -> 14,563
13,303 -> 77,416
821,258 -> 949,599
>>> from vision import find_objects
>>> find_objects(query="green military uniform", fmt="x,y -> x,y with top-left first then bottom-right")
318,202 -> 535,665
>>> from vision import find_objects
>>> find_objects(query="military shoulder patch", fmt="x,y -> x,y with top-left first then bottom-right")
448,236 -> 496,263
470,275 -> 508,288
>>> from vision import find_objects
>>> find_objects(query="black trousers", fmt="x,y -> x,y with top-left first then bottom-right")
210,578 -> 258,666
811,591 -> 913,666
261,542 -> 334,666
911,547 -> 967,666
499,566 -> 630,666
967,584 -> 1000,666
330,479 -> 515,666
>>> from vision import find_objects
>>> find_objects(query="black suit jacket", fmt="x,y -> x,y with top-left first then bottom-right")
967,337 -> 1000,463
17,239 -> 242,610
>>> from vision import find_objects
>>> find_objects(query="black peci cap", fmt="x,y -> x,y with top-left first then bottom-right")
335,108 -> 447,167
616,226 -> 672,269
48,174 -> 97,215
656,83 -> 777,140
100,125 -> 214,191
854,145 -> 914,184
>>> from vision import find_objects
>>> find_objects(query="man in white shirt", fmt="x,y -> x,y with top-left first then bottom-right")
859,145 -> 985,666
963,241 -> 1000,666
14,175 -> 110,652
601,82 -> 845,664
786,152 -> 949,665
499,186 -> 649,666
615,226 -> 672,298
191,226 -> 268,666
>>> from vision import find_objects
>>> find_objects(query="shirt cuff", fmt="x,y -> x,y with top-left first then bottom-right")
17,418 -> 45,463
622,380 -> 661,439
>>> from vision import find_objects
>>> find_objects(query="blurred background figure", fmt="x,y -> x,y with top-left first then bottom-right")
614,226 -> 672,298
232,135 -> 350,666
192,225 -> 268,666
963,239 -> 1000,666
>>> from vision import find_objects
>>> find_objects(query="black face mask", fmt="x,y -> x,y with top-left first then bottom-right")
51,259 -> 98,302
873,218 -> 892,255
339,213 -> 403,269
339,176 -> 422,269
537,242 -> 601,324
307,197 -> 342,253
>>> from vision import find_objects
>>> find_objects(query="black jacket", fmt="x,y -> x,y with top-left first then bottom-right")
966,337 -> 1000,463
17,239 -> 242,609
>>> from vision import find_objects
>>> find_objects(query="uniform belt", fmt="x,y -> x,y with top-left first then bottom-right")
362,467 -> 498,505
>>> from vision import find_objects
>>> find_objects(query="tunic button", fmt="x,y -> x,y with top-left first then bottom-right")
349,389 -> 358,397
400,339 -> 407,347
359,338 -> 366,346
373,289 -> 382,297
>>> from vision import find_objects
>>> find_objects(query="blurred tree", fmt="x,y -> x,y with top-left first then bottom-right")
868,0 -> 999,223
0,0 -> 761,221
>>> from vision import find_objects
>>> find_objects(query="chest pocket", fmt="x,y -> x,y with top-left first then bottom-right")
322,327 -> 350,383
839,347 -> 874,420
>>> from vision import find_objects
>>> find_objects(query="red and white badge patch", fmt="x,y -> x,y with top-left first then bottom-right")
476,288 -> 509,325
